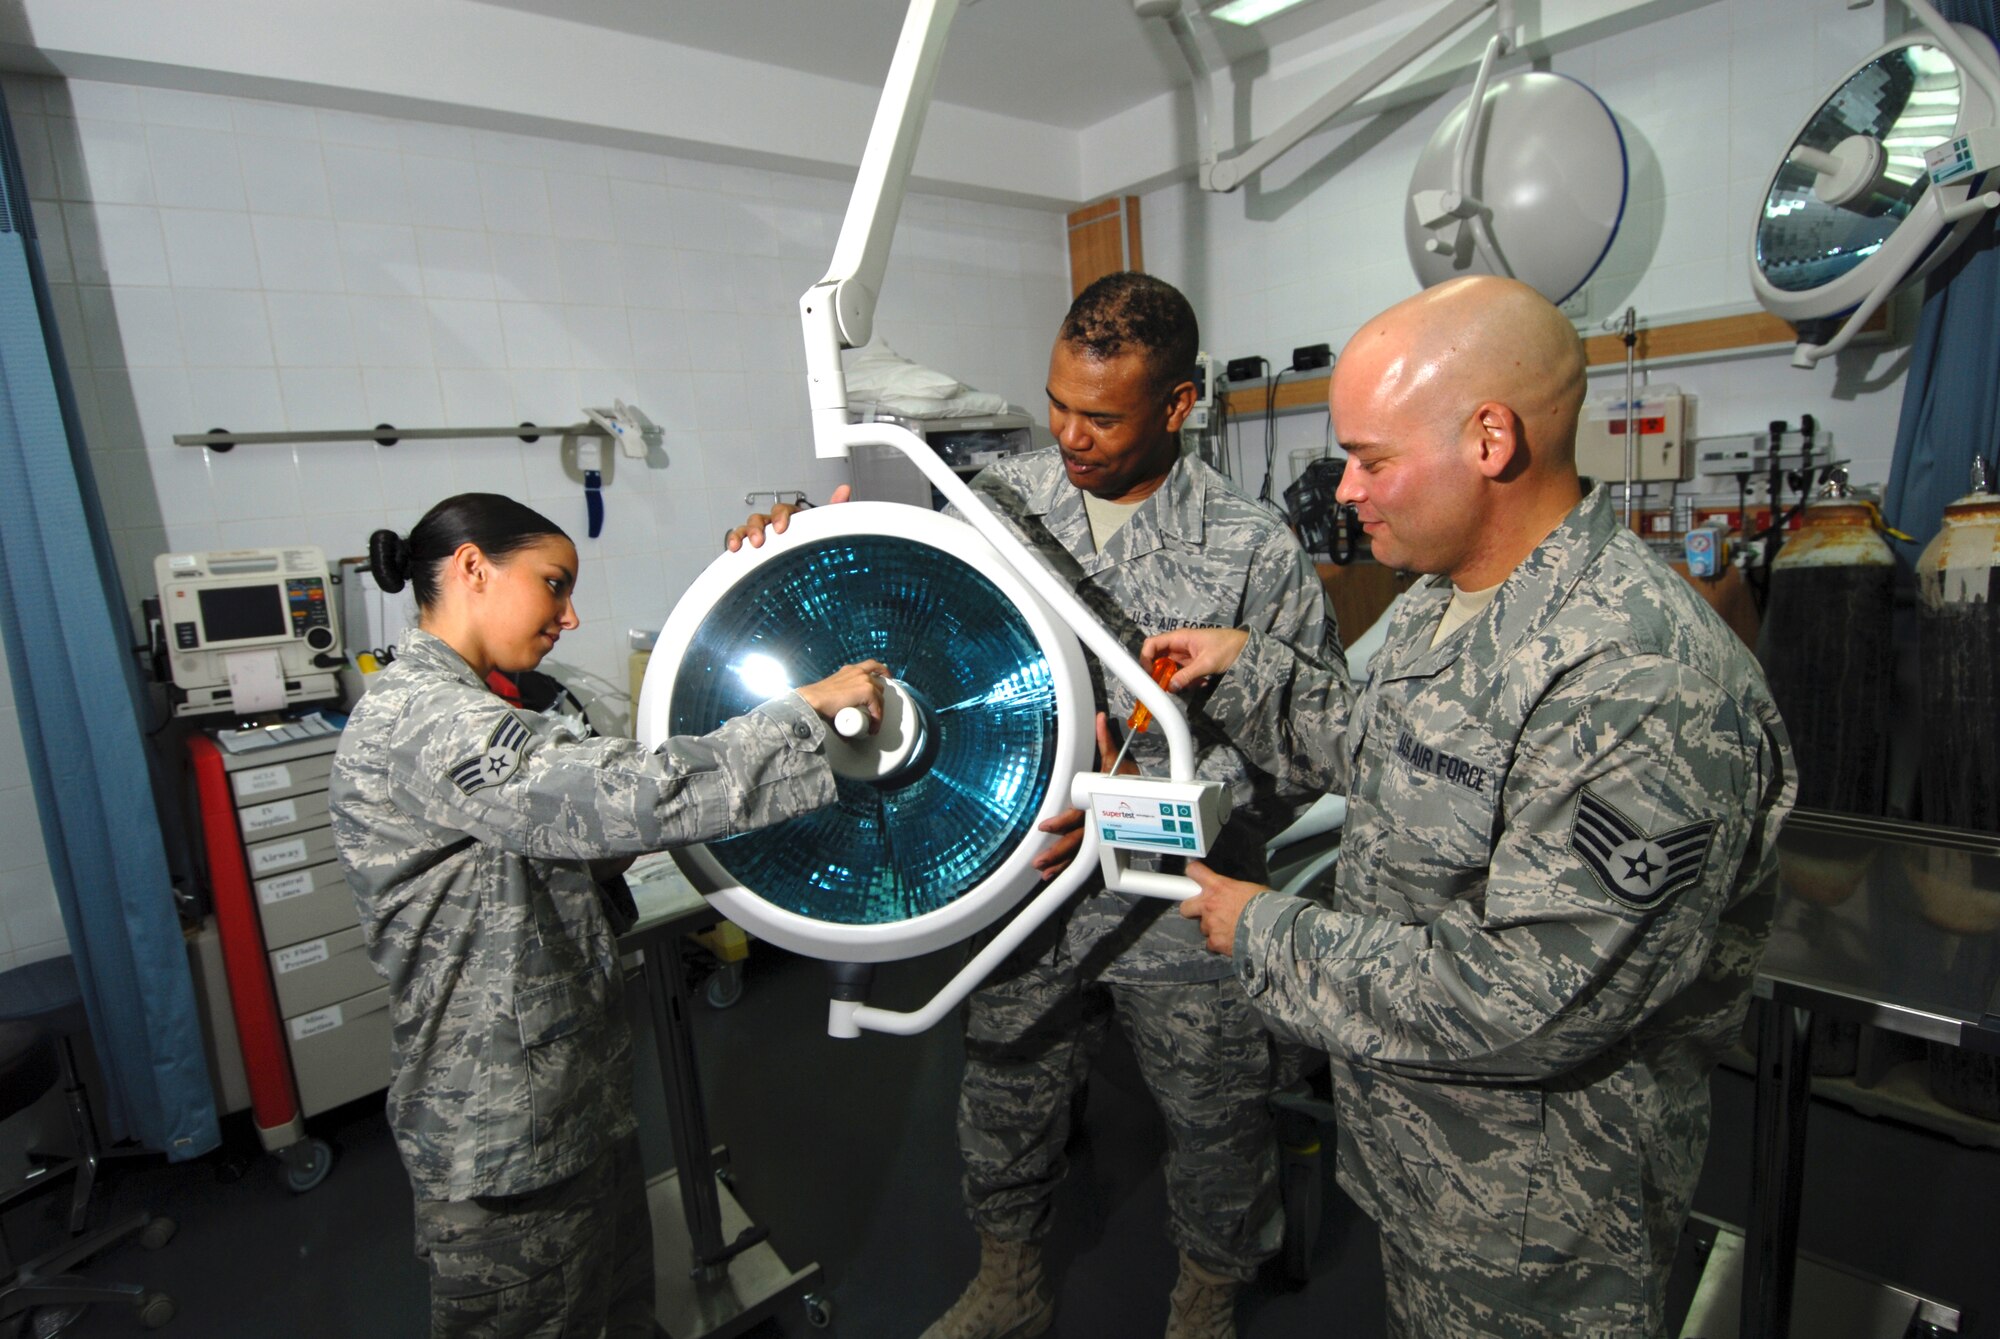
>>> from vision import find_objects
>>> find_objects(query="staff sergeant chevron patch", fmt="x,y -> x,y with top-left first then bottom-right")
451,713 -> 530,796
1570,787 -> 1715,910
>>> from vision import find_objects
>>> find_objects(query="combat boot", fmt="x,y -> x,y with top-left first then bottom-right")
1163,1252 -> 1239,1339
917,1231 -> 1054,1339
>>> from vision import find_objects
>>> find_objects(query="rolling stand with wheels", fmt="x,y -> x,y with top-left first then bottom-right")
624,859 -> 831,1336
0,958 -> 178,1332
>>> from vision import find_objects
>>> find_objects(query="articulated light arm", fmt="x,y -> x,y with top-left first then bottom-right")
1175,0 -> 1507,193
798,0 -> 1198,782
802,0 -> 958,441
1137,0 -> 1219,180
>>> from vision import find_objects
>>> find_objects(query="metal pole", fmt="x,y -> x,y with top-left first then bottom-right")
1742,997 -> 1813,1339
1620,307 -> 1638,530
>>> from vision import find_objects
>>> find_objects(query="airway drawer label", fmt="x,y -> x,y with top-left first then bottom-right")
251,837 -> 308,874
234,764 -> 292,798
257,869 -> 314,904
275,940 -> 329,973
241,799 -> 298,834
290,1005 -> 344,1040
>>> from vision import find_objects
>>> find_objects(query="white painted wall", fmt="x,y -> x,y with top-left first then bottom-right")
0,0 -> 1083,209
1142,0 -> 1915,505
0,71 -> 1071,968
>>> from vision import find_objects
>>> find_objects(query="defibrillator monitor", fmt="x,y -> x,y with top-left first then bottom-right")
155,547 -> 342,717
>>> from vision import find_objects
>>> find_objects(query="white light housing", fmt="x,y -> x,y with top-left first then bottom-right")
637,502 -> 1094,964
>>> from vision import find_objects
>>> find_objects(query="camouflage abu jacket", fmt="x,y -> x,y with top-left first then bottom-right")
1211,487 -> 1794,1328
329,630 -> 835,1199
961,447 -> 1335,983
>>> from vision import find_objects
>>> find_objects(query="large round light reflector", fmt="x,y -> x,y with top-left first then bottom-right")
1404,70 -> 1628,305
1752,27 -> 1999,322
636,502 -> 1092,963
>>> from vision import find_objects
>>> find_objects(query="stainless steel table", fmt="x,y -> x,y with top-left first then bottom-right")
622,856 -> 830,1336
1728,810 -> 2000,1339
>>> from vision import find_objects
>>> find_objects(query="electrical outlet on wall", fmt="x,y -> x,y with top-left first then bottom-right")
1560,286 -> 1590,320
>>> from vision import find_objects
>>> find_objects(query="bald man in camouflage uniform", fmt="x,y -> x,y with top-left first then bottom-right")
332,628 -> 869,1337
1149,277 -> 1794,1338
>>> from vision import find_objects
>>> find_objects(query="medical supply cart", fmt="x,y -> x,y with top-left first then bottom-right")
188,713 -> 386,1192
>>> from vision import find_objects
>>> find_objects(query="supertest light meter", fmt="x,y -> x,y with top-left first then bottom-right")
1070,771 -> 1232,901
155,547 -> 341,717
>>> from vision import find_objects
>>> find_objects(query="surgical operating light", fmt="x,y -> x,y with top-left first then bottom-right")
1752,0 -> 2000,367
1402,66 -> 1627,305
640,0 -> 1227,1040
637,503 -> 1094,966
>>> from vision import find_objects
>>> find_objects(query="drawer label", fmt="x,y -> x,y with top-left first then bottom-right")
257,869 -> 315,904
250,837 -> 309,874
290,1005 -> 344,1040
275,939 -> 329,973
241,799 -> 299,834
234,764 -> 293,798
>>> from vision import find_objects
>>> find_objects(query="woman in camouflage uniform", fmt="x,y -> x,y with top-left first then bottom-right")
329,493 -> 884,1338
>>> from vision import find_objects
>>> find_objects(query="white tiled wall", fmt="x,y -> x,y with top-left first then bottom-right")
1145,0 -> 1915,500
0,73 -> 1072,967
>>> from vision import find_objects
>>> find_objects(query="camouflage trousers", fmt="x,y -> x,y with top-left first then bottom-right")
1378,1234 -> 1663,1339
413,1133 -> 660,1339
957,954 -> 1283,1280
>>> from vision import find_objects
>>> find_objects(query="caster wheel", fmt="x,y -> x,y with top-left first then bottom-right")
704,963 -> 744,1010
138,1293 -> 175,1329
803,1292 -> 833,1328
25,1303 -> 84,1338
283,1138 -> 334,1193
139,1216 -> 177,1250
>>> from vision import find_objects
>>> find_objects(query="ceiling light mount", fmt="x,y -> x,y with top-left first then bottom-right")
1207,0 -> 1315,26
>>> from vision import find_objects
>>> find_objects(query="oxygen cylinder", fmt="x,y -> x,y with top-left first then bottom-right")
1916,467 -> 2000,833
1756,480 -> 1896,991
1913,461 -> 2000,1118
1757,487 -> 1897,820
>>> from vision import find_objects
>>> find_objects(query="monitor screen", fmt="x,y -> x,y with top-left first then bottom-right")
198,583 -> 287,643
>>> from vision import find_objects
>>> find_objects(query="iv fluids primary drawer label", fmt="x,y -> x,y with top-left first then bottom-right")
251,837 -> 308,874
290,1005 -> 344,1040
275,939 -> 329,973
257,869 -> 314,904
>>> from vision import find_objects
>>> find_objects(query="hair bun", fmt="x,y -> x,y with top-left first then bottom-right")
367,529 -> 411,594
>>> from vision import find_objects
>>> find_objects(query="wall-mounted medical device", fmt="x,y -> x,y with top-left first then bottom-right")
155,548 -> 341,717
1576,386 -> 1691,483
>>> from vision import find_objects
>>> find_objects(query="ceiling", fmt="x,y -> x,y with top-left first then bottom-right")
469,0 -> 1375,131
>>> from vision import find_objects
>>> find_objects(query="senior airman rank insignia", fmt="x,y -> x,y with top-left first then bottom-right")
451,713 -> 530,795
1570,787 -> 1714,910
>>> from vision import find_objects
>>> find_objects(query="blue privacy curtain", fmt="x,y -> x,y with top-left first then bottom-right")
1882,0 -> 2000,556
0,93 -> 218,1159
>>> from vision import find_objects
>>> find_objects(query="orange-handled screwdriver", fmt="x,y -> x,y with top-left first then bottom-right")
1108,656 -> 1179,775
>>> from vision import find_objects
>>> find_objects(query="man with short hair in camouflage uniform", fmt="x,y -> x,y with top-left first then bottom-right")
736,271 -> 1334,1339
1147,276 -> 1795,1338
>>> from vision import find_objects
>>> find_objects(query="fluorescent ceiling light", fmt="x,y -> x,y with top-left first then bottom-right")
1210,0 -> 1314,25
